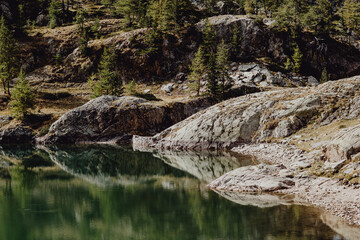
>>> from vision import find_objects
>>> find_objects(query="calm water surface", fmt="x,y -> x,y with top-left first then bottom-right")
0,145 -> 353,240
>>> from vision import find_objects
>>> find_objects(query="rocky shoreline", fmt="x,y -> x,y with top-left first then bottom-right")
209,143 -> 360,226
24,75 -> 360,228
131,76 -> 360,227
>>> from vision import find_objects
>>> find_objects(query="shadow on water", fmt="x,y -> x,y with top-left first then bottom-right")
0,144 -> 357,239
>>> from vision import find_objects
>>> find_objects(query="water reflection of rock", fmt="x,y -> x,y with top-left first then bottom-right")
212,189 -> 293,208
37,145 -> 193,187
321,212 -> 360,240
153,150 -> 258,183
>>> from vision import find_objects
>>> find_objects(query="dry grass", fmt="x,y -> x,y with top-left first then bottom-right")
289,119 -> 360,152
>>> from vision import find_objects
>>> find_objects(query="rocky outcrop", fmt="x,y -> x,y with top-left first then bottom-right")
229,62 -> 319,87
209,164 -> 295,192
134,76 -> 360,151
323,125 -> 360,162
0,125 -> 34,144
53,15 -> 360,84
37,95 -> 216,144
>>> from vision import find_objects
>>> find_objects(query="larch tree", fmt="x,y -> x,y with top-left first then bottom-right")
216,40 -> 232,100
10,70 -> 36,120
0,16 -> 18,95
89,48 -> 123,98
188,46 -> 206,96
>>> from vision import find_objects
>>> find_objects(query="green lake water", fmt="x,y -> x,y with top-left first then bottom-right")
0,145 -> 355,240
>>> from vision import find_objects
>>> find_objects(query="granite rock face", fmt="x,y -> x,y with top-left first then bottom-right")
133,76 -> 360,151
208,164 -> 295,192
323,125 -> 360,162
0,125 -> 34,144
37,96 -> 215,144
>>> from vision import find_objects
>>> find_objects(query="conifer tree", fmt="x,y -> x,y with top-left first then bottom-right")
78,29 -> 89,55
89,48 -> 123,98
292,44 -> 303,73
76,8 -> 86,33
0,16 -> 18,95
115,0 -> 141,27
202,19 -> 216,61
188,46 -> 205,96
91,17 -> 101,39
231,22 -> 242,59
303,0 -> 334,36
216,40 -> 232,100
337,0 -> 360,38
49,0 -> 62,28
10,71 -> 36,120
206,53 -> 218,97
320,67 -> 329,83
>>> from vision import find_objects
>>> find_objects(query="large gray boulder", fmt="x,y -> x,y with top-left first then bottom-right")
37,95 -> 214,144
133,76 -> 360,151
323,124 -> 360,162
208,164 -> 295,192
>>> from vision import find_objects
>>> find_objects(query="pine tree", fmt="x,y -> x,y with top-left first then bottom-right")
337,0 -> 360,38
49,0 -> 62,28
188,46 -> 205,96
275,0 -> 310,35
284,57 -> 292,71
216,40 -> 232,100
320,67 -> 329,83
303,0 -> 335,36
115,0 -> 140,27
89,48 -> 123,98
10,71 -> 36,120
91,17 -> 101,39
292,44 -> 303,73
76,8 -> 86,33
231,22 -> 242,59
78,29 -> 89,55
0,16 -> 18,95
206,53 -> 218,97
202,19 -> 216,61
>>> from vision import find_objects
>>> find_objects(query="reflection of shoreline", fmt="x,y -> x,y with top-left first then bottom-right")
36,145 -> 203,189
212,188 -> 360,239
211,189 -> 294,208
153,150 -> 257,183
321,211 -> 360,240
38,145 -> 116,187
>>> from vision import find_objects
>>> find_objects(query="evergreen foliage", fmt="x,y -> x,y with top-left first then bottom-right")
125,80 -> 137,95
320,67 -> 330,83
0,16 -> 18,95
89,48 -> 123,98
76,8 -> 86,33
10,71 -> 36,120
91,18 -> 101,39
78,29 -> 89,55
48,0 -> 62,28
216,40 -> 233,100
337,0 -> 360,37
231,22 -> 242,59
188,46 -> 205,96
291,44 -> 303,73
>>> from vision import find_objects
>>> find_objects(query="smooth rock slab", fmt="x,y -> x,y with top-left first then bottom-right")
208,164 -> 295,192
